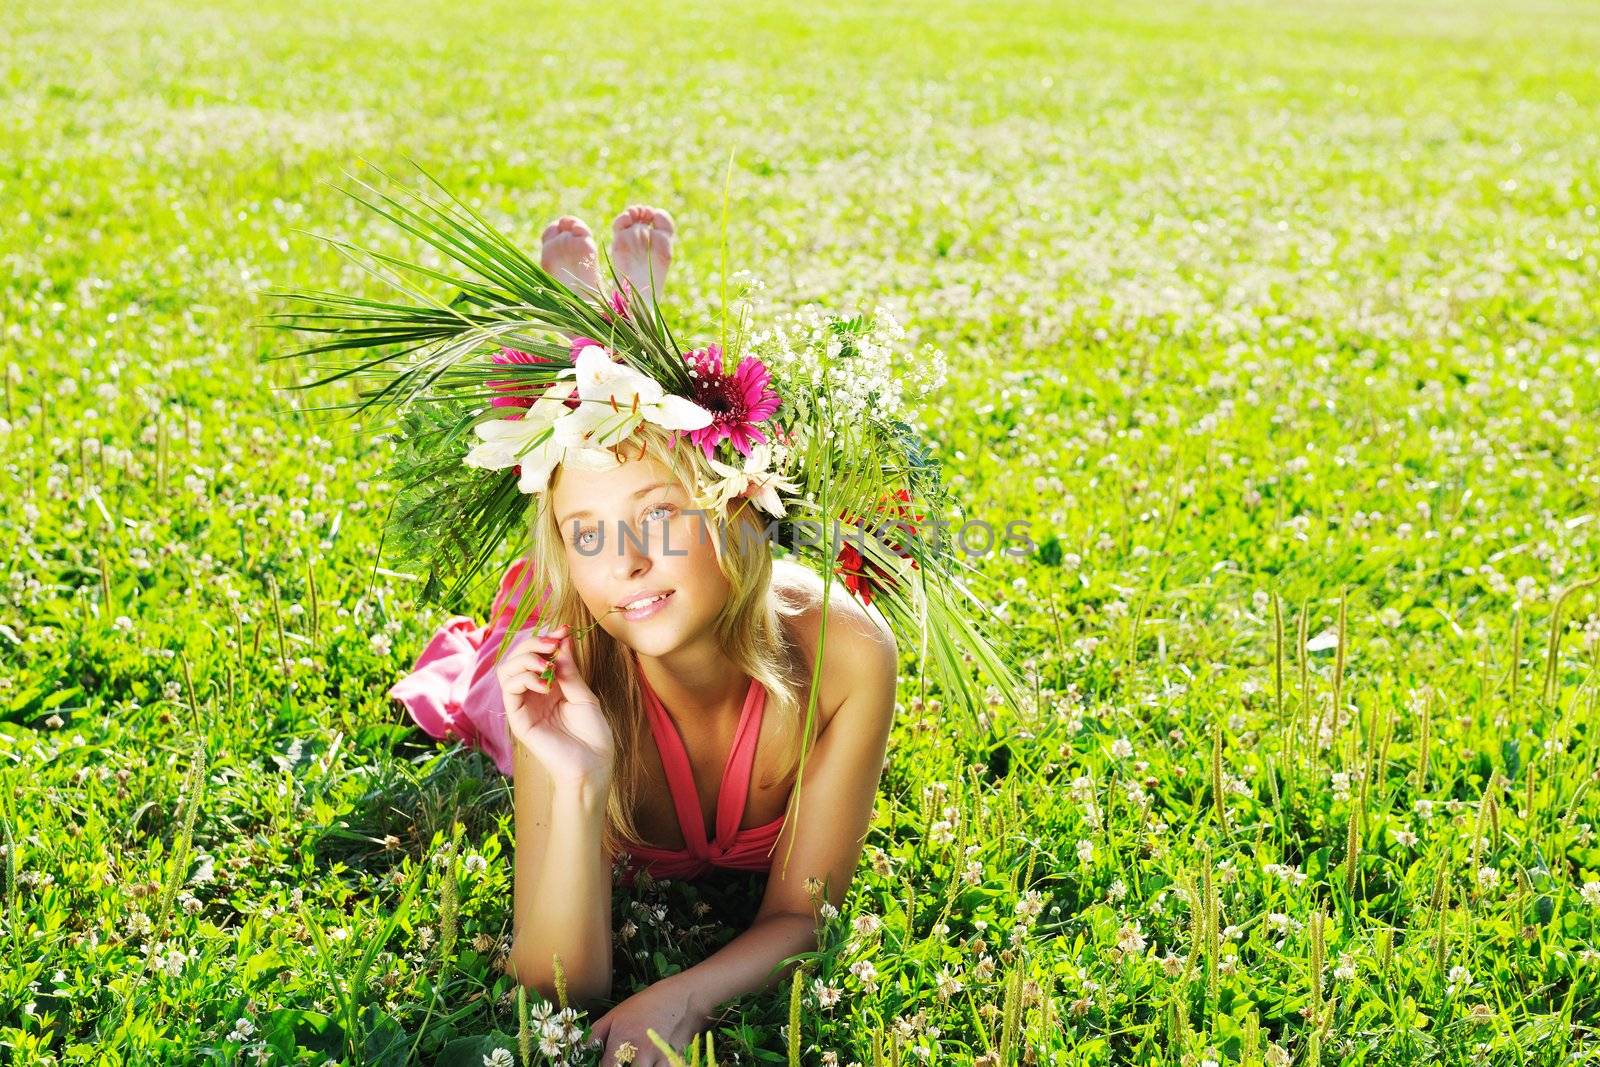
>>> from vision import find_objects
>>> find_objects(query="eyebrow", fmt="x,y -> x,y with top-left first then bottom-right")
558,481 -> 675,528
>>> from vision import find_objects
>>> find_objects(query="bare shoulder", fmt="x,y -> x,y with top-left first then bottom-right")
771,558 -> 899,729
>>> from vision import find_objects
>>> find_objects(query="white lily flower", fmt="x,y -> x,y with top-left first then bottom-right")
554,345 -> 714,451
464,391 -> 620,494
697,443 -> 799,518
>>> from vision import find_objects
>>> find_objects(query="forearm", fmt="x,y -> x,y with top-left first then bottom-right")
509,780 -> 614,1003
671,912 -> 819,1019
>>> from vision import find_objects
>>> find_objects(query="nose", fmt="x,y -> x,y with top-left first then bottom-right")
611,520 -> 654,584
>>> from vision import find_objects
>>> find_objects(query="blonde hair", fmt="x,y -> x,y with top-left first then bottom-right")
525,422 -> 818,863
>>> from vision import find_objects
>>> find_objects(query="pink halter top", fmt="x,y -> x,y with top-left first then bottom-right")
619,660 -> 788,884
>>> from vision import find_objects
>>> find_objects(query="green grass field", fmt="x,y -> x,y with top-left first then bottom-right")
4,0 -> 1600,1063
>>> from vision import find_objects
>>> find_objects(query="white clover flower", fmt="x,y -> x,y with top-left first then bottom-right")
812,977 -> 842,1008
852,912 -> 882,937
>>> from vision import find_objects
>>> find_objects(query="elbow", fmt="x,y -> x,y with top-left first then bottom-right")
503,944 -> 612,1009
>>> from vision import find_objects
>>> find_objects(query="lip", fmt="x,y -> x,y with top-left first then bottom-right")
617,589 -> 675,620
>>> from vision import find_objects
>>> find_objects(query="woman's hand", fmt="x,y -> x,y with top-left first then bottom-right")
496,623 -> 615,788
587,976 -> 709,1067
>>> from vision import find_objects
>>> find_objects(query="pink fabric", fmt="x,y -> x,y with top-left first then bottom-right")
618,656 -> 787,884
387,559 -> 550,777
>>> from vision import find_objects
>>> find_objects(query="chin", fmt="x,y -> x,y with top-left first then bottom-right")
604,607 -> 709,659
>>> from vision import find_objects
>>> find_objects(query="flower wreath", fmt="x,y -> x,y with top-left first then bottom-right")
266,164 -> 1024,726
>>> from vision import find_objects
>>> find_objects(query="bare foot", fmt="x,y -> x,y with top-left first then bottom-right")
610,205 -> 675,304
540,215 -> 602,295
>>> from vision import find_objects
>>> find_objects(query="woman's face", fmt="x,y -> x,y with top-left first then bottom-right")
549,454 -> 730,657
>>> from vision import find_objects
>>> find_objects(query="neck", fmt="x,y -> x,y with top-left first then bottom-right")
635,633 -> 749,727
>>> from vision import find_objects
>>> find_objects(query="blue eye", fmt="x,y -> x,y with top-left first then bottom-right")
644,503 -> 676,523
574,527 -> 598,548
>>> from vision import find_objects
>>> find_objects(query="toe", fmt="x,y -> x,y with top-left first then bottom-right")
611,206 -> 675,242
643,207 -> 675,236
544,215 -> 590,242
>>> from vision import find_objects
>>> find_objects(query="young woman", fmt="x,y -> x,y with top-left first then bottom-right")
400,207 -> 900,1065
501,424 -> 898,1063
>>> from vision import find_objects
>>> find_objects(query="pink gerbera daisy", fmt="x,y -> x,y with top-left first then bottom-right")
489,342 -> 591,418
679,343 -> 781,459
487,347 -> 548,415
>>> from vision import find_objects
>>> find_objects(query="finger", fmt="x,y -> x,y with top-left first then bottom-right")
499,650 -> 549,677
505,668 -> 558,703
550,640 -> 600,704
509,651 -> 551,677
500,652 -> 559,692
514,631 -> 562,657
504,672 -> 548,701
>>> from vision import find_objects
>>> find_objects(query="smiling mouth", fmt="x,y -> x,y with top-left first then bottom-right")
618,591 -> 674,612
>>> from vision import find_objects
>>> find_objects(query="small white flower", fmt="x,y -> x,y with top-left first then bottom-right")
1076,839 -> 1094,864
482,1049 -> 515,1067
1109,737 -> 1134,759
852,912 -> 882,937
1115,922 -> 1147,956
1477,866 -> 1500,890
